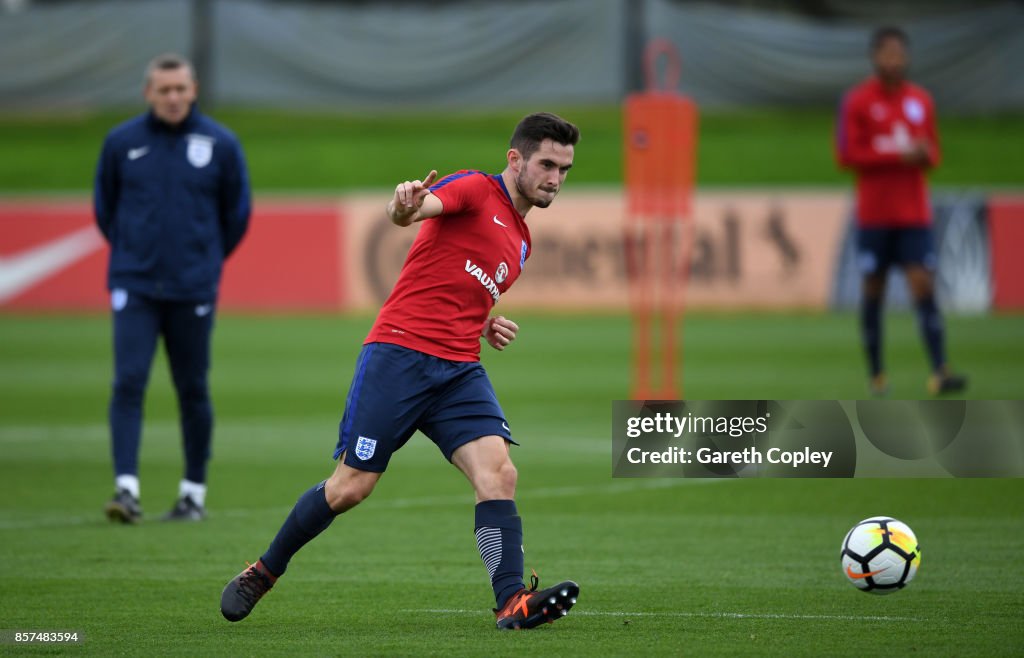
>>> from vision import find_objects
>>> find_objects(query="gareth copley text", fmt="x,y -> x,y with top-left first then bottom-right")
623,411 -> 833,469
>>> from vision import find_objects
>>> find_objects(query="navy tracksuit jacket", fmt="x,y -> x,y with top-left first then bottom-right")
94,107 -> 251,300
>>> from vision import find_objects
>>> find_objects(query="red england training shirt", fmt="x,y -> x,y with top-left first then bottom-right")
365,171 -> 532,361
836,76 -> 940,227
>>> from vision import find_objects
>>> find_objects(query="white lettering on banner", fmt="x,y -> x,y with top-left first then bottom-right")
0,226 -> 104,303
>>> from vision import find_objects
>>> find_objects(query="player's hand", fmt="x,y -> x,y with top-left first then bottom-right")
900,140 -> 930,167
394,170 -> 437,209
388,170 -> 438,225
483,315 -> 518,351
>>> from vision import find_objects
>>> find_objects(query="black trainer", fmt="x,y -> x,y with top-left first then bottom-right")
928,372 -> 968,396
104,489 -> 142,524
221,562 -> 276,622
161,495 -> 206,522
494,571 -> 579,630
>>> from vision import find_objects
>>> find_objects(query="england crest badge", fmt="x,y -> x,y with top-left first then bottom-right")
186,134 -> 214,168
903,97 -> 925,125
354,436 -> 377,461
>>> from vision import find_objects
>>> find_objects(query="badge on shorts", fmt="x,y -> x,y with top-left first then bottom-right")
111,288 -> 128,312
186,134 -> 214,168
354,436 -> 377,461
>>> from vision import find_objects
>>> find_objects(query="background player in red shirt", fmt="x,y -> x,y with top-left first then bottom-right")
836,26 -> 966,396
221,113 -> 581,630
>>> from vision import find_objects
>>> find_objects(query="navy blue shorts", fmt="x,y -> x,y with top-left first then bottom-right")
333,342 -> 515,472
857,226 -> 937,276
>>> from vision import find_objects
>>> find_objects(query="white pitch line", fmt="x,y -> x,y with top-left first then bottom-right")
373,477 -> 720,511
0,477 -> 719,531
0,424 -> 109,443
402,608 -> 925,623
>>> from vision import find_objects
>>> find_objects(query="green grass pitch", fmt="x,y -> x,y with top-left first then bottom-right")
1,312 -> 1022,656
2,107 -> 1022,191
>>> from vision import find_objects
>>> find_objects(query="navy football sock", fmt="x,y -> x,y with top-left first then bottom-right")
914,295 -> 946,372
475,499 -> 525,609
260,482 -> 338,577
860,297 -> 884,376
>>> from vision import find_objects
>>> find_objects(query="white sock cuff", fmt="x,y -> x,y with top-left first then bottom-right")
115,474 -> 140,500
179,479 -> 207,507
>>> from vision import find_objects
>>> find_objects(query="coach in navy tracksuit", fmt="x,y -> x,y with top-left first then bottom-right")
94,53 -> 251,523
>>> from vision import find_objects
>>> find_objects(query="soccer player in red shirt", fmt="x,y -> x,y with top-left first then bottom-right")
836,27 -> 966,396
221,113 -> 581,629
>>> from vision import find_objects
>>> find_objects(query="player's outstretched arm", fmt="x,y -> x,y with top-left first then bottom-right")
387,170 -> 443,226
483,315 -> 519,351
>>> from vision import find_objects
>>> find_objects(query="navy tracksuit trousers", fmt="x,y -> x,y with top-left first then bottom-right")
110,290 -> 215,484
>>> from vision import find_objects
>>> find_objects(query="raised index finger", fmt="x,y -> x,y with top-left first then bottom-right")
422,170 -> 438,188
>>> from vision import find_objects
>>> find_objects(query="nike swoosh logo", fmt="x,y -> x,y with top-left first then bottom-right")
845,565 -> 885,580
128,147 -> 150,161
502,422 -> 511,432
0,226 -> 105,303
492,215 -> 508,228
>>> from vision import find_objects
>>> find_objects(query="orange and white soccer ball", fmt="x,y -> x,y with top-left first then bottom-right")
840,516 -> 921,594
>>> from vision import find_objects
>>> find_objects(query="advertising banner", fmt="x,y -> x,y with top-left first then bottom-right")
0,200 -> 342,311
989,195 -> 1024,310
342,190 -> 848,311
0,191 -> 885,312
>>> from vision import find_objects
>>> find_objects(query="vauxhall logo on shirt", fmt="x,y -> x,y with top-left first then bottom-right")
464,260 -> 502,304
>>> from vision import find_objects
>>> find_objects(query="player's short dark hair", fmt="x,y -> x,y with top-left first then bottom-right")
510,112 -> 580,161
144,52 -> 194,85
870,26 -> 909,52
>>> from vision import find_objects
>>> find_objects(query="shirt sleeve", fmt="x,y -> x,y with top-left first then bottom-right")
93,136 -> 120,242
218,136 -> 252,258
835,92 -> 906,170
429,171 -> 481,217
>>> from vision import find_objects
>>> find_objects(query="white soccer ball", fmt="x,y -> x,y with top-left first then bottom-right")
840,516 -> 920,594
